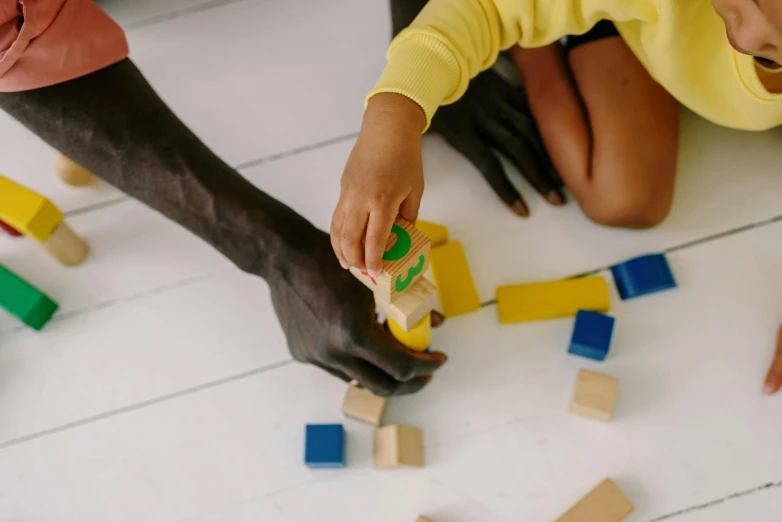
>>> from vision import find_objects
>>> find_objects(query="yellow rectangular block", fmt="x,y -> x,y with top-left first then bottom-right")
0,174 -> 63,241
416,220 -> 448,247
375,277 -> 437,331
429,241 -> 481,318
556,478 -> 634,522
496,276 -> 610,323
388,312 -> 431,352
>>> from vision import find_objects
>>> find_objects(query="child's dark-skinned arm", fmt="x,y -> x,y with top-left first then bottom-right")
0,59 -> 446,396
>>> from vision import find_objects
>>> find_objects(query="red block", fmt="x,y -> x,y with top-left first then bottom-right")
0,219 -> 22,237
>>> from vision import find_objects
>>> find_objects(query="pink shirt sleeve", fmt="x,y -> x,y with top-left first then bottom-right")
0,0 -> 128,92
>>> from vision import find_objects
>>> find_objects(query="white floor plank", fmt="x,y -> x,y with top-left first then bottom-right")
1,219 -> 781,520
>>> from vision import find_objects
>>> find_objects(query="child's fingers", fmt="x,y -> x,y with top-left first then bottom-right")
339,207 -> 370,269
398,186 -> 423,225
364,207 -> 397,277
763,324 -> 782,394
329,207 -> 350,269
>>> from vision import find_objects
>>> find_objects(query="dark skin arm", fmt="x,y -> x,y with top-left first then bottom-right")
390,0 -> 565,215
0,59 -> 445,396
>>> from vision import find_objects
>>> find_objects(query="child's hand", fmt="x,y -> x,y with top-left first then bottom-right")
331,93 -> 426,276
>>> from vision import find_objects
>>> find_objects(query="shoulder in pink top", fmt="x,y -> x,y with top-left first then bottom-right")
0,0 -> 128,92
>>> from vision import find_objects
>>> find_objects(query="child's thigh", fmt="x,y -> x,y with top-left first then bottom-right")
569,37 -> 680,225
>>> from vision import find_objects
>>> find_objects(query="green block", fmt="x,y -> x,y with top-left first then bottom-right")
0,264 -> 58,330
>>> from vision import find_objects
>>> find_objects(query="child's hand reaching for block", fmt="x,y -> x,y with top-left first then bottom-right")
331,93 -> 426,275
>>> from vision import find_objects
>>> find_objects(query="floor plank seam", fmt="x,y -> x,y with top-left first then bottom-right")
0,359 -> 294,450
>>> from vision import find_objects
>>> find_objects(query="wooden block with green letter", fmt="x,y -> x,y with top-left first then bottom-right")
496,276 -> 610,323
0,264 -> 59,330
415,220 -> 448,247
350,216 -> 430,303
429,241 -> 480,317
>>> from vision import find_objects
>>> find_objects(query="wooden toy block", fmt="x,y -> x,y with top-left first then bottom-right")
373,425 -> 423,468
429,241 -> 480,317
41,221 -> 90,266
342,380 -> 388,426
568,310 -> 615,361
0,218 -> 22,237
611,253 -> 677,300
416,220 -> 448,247
556,478 -> 634,522
305,424 -> 345,468
374,276 -> 437,331
569,369 -> 619,422
496,276 -> 610,323
0,174 -> 63,241
0,264 -> 59,330
388,312 -> 431,352
350,216 -> 430,303
55,154 -> 97,186
416,517 -> 433,522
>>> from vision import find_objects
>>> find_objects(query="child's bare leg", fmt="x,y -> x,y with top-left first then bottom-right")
509,26 -> 679,229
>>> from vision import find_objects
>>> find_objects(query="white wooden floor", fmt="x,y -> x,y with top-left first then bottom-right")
1,1 -> 781,520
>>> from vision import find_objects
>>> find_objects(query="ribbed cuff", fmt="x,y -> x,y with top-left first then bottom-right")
366,32 -> 462,132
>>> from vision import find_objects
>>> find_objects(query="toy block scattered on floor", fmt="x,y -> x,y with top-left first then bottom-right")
416,220 -> 448,247
55,154 -> 97,187
416,517 -> 433,522
388,312 -> 431,352
569,369 -> 619,422
374,425 -> 423,468
610,253 -> 676,300
0,264 -> 59,330
568,310 -> 615,361
429,241 -> 480,317
496,276 -> 610,323
350,216 -> 430,303
374,276 -> 437,331
305,424 -> 346,468
342,381 -> 388,426
0,174 -> 89,266
556,478 -> 634,522
0,218 -> 22,237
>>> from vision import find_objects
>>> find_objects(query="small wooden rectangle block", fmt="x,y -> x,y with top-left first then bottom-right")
416,220 -> 448,247
429,241 -> 480,317
416,517 -> 433,522
496,276 -> 610,324
569,369 -> 619,422
556,478 -> 634,522
388,312 -> 431,352
373,425 -> 423,468
342,381 -> 388,426
350,216 -> 430,303
375,276 -> 437,331
0,174 -> 63,241
0,264 -> 59,330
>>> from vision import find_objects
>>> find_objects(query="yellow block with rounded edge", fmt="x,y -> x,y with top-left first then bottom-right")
388,312 -> 431,352
416,220 -> 448,247
429,241 -> 481,317
496,276 -> 610,323
0,175 -> 63,241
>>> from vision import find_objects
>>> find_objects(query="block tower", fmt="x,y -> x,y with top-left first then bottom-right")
350,216 -> 437,352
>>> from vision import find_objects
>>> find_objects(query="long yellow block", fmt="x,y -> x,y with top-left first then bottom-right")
0,175 -> 63,241
429,241 -> 481,318
416,220 -> 448,247
496,276 -> 610,323
388,312 -> 431,352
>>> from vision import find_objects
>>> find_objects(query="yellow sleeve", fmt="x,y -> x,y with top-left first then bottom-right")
368,0 -> 638,130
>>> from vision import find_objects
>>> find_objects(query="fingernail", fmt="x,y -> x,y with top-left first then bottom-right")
547,191 -> 565,206
339,260 -> 350,269
512,200 -> 529,217
763,382 -> 777,394
368,269 -> 379,278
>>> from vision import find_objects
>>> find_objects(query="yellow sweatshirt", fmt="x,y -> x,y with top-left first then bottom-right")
368,0 -> 782,132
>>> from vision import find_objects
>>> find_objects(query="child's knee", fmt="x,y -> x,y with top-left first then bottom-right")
581,183 -> 672,229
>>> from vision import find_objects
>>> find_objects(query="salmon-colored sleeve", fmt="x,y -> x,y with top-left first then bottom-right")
0,0 -> 128,92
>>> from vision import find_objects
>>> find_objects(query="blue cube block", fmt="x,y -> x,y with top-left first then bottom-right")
568,310 -> 615,361
305,424 -> 345,468
610,253 -> 677,300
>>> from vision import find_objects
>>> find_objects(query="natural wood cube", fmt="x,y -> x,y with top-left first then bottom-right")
416,517 -> 433,522
341,381 -> 388,426
374,276 -> 437,331
569,369 -> 619,421
373,425 -> 423,468
55,154 -> 97,186
350,216 -> 430,303
556,478 -> 634,522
